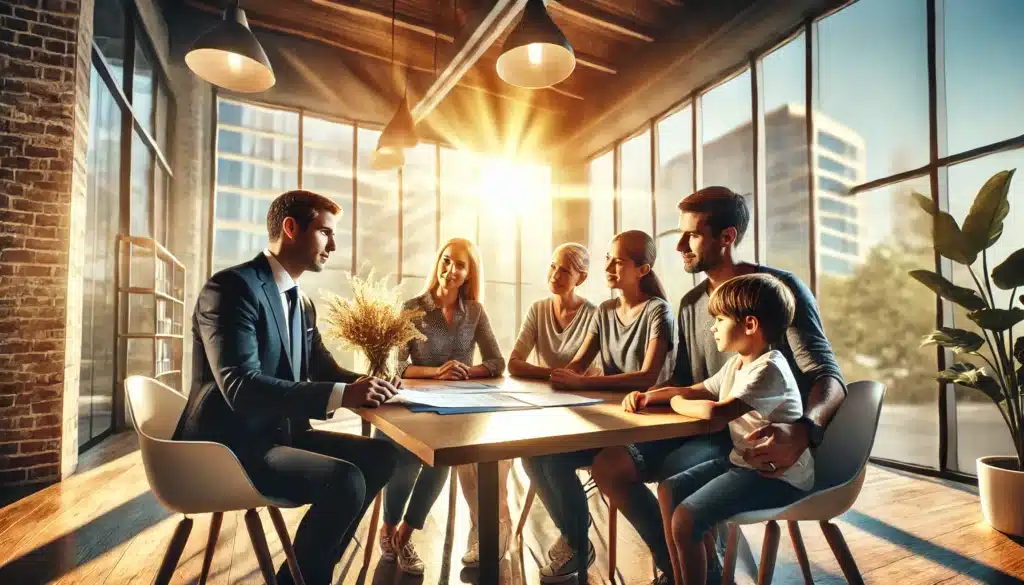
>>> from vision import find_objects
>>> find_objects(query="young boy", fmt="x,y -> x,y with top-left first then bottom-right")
622,273 -> 814,585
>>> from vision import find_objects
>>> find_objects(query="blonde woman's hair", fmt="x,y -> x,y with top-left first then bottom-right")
424,237 -> 483,301
553,242 -> 590,275
611,230 -> 668,301
707,273 -> 795,344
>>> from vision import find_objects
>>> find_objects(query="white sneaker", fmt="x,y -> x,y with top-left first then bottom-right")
462,520 -> 512,567
539,541 -> 596,583
379,530 -> 396,561
396,539 -> 425,575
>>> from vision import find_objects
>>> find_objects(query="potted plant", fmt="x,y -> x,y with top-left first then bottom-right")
909,169 -> 1024,537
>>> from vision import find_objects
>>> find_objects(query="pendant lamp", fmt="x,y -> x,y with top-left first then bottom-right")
371,0 -> 419,170
496,0 -> 575,88
185,1 -> 275,93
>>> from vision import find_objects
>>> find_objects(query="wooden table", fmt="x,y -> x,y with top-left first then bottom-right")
322,376 -> 711,584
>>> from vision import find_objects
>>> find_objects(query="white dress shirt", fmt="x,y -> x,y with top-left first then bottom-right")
263,249 -> 348,411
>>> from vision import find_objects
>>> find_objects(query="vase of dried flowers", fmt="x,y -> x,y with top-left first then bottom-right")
321,271 -> 427,381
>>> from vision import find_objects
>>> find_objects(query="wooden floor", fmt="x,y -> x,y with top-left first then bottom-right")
2,421 -> 1023,585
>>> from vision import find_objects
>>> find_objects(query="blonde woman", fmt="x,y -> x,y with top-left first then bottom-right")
508,242 -> 598,379
374,238 -> 506,575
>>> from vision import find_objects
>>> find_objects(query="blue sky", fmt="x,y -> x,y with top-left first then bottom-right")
700,0 -> 1024,249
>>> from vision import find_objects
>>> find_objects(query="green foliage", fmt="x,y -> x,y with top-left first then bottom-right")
910,169 -> 1023,467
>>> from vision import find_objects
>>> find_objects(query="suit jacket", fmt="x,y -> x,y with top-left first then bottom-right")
173,253 -> 361,457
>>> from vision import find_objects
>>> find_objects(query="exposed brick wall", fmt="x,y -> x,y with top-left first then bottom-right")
0,0 -> 93,487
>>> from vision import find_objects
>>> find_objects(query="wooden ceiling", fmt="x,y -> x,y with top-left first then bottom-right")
182,0 -> 707,116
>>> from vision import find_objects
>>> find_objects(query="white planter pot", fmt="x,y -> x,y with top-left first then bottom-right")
977,456 -> 1024,538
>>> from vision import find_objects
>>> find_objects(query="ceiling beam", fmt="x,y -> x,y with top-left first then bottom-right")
308,0 -> 456,42
548,0 -> 655,43
410,0 -> 528,120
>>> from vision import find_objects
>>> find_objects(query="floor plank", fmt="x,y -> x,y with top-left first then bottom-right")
2,430 -> 1023,585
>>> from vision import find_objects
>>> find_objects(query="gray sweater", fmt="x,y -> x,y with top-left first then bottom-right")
673,265 -> 845,402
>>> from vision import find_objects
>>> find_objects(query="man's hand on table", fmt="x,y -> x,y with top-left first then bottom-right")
343,376 -> 398,408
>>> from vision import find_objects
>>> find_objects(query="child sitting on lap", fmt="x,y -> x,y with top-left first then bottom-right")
622,273 -> 813,585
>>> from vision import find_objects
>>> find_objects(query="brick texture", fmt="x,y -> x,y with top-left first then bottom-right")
0,0 -> 93,488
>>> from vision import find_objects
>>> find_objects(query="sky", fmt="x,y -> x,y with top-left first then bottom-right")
696,0 -> 1024,251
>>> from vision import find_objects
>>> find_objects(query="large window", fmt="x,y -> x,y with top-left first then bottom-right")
584,151 -> 615,304
81,0 -> 174,452
619,129 -> 653,234
655,106 -> 694,304
701,69 -> 755,264
762,33 -> 810,285
212,101 -> 552,366
578,0 -> 1024,478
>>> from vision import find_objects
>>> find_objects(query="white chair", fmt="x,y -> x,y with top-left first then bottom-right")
125,375 -> 306,585
721,380 -> 886,585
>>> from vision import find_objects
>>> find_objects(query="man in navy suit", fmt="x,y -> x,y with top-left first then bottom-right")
174,189 -> 400,585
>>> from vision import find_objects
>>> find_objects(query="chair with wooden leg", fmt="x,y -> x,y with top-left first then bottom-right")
126,376 -> 306,585
720,380 -> 886,585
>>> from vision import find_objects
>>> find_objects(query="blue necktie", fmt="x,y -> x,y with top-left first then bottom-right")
285,286 -> 302,381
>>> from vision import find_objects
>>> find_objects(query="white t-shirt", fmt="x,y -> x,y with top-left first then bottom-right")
703,350 -> 814,491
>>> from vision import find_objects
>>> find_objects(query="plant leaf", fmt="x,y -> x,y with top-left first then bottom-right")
992,247 -> 1024,290
967,307 -> 1024,331
937,363 -> 1003,401
921,328 -> 986,353
909,269 -> 986,311
962,169 -> 1014,253
933,211 -> 977,265
1015,337 -> 1024,366
913,191 -> 936,216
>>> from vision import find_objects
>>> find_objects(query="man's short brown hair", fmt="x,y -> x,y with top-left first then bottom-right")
708,273 -> 795,344
677,186 -> 751,245
266,190 -> 341,241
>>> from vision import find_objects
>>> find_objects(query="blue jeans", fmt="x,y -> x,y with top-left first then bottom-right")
662,457 -> 805,543
616,431 -> 733,576
522,431 -> 731,572
374,429 -> 450,529
522,448 -> 600,557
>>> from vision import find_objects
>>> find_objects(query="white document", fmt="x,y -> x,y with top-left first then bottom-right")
396,389 -> 533,409
510,393 -> 602,407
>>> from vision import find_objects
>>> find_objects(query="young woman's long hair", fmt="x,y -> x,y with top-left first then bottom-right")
612,230 -> 668,301
424,237 -> 483,301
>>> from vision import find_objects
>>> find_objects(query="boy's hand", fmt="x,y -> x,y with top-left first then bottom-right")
622,391 -> 648,413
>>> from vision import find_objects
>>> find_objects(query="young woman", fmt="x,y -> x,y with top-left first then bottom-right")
508,242 -> 599,379
375,237 -> 506,575
523,230 -> 677,583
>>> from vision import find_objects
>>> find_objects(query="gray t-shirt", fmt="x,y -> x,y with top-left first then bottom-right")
588,297 -> 676,386
673,265 -> 845,403
513,297 -> 599,369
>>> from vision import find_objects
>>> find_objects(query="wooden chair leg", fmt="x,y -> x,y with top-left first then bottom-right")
516,485 -> 536,539
820,521 -> 864,585
245,509 -> 278,585
757,521 -> 781,585
198,512 -> 223,585
155,516 -> 194,585
608,504 -> 617,582
269,507 -> 305,585
788,521 -> 814,585
722,524 -> 739,585
362,492 -> 383,570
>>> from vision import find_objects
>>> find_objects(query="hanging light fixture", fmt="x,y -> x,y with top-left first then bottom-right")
185,0 -> 275,93
372,0 -> 419,170
496,0 -> 575,88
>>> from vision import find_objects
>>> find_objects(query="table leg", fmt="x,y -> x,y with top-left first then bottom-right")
361,419 -> 371,438
478,461 -> 499,585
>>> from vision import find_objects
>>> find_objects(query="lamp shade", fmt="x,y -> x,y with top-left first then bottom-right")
185,4 -> 275,93
377,95 -> 419,150
496,0 -> 575,88
370,146 -> 405,171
